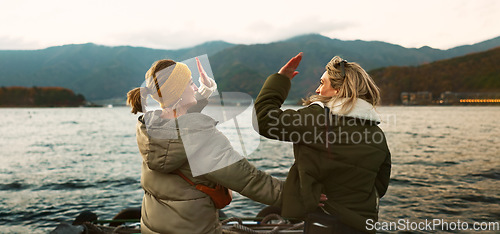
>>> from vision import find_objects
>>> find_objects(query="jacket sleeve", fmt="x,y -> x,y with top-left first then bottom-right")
187,92 -> 209,113
253,73 -> 324,143
375,151 -> 391,198
178,116 -> 284,207
205,158 -> 284,207
197,76 -> 217,99
188,77 -> 217,113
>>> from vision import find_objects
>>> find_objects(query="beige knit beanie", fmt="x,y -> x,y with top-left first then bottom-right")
146,62 -> 191,109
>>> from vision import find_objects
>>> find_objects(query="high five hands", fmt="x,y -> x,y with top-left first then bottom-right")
278,52 -> 303,80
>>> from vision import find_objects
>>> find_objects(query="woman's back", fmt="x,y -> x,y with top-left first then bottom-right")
253,53 -> 391,233
282,103 -> 391,230
137,111 -> 284,233
128,58 -> 285,233
137,111 -> 221,233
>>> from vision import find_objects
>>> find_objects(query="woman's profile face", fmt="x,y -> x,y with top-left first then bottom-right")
316,71 -> 338,97
179,78 -> 198,108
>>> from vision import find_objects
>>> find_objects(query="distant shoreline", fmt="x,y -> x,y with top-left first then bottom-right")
0,86 -> 87,107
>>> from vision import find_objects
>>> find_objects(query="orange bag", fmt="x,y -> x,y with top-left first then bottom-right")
175,170 -> 232,209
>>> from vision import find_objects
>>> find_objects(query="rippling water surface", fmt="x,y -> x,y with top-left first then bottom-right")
0,106 -> 498,233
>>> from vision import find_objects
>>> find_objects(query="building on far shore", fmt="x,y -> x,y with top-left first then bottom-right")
439,91 -> 500,105
401,91 -> 433,105
401,91 -> 500,105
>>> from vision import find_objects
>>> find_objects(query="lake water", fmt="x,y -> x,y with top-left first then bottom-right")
0,106 -> 499,233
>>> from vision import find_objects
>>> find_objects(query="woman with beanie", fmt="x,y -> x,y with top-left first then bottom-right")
254,53 -> 391,233
127,58 -> 283,233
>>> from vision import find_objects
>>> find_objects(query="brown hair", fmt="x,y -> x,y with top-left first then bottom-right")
126,59 -> 176,114
303,56 -> 381,114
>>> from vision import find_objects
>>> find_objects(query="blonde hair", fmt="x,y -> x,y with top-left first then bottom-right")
303,56 -> 381,114
126,59 -> 176,114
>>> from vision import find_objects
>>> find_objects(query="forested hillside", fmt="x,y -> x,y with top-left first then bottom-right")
0,41 -> 233,100
370,47 -> 500,104
1,34 -> 499,102
208,34 -> 500,100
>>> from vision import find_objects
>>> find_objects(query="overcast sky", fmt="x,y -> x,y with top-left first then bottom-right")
1,0 -> 499,50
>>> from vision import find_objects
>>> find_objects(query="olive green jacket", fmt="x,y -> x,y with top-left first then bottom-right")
137,111 -> 283,234
253,74 -> 391,233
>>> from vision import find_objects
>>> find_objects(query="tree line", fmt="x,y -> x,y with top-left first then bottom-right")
0,86 -> 86,107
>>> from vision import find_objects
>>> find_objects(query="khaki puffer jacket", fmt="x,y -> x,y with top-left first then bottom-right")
253,74 -> 391,233
136,110 -> 283,234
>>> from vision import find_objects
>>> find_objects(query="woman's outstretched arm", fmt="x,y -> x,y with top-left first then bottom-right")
253,53 -> 325,142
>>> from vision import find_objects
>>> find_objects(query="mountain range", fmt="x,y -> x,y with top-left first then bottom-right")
0,34 -> 499,103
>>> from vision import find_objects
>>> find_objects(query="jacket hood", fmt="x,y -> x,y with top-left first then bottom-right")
142,110 -> 218,139
309,98 -> 381,123
137,110 -> 219,174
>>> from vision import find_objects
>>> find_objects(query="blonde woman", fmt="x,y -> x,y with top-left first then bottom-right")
254,53 -> 391,233
127,58 -> 283,233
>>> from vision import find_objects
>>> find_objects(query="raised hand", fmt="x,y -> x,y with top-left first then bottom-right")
278,52 -> 303,80
196,57 -> 211,87
319,193 -> 328,207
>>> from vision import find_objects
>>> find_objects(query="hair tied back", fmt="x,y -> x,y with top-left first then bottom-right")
340,60 -> 348,79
